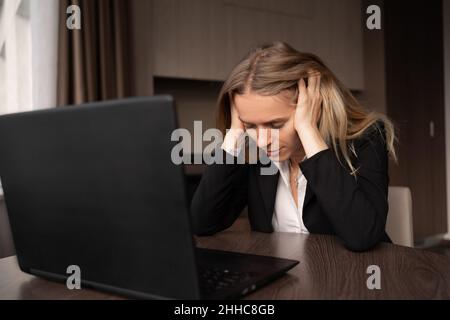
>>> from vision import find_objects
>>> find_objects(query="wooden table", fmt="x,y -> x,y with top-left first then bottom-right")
1,218 -> 450,299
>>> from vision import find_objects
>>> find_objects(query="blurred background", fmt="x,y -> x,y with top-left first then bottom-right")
0,0 -> 449,256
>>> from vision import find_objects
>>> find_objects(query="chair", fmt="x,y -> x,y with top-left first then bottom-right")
386,186 -> 414,247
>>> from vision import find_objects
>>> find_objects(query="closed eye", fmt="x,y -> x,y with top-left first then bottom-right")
243,122 -> 285,129
270,122 -> 285,129
243,123 -> 256,129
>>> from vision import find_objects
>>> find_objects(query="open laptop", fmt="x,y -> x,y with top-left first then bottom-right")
0,96 -> 298,299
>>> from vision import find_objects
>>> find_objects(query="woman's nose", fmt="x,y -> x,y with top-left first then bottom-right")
256,128 -> 271,149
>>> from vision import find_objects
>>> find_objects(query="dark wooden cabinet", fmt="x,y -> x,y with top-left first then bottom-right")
385,0 -> 447,242
149,0 -> 365,90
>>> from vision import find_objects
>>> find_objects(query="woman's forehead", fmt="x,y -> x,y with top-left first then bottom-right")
233,92 -> 294,123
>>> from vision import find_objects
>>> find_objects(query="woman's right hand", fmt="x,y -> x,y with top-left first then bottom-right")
230,102 -> 245,131
222,102 -> 245,156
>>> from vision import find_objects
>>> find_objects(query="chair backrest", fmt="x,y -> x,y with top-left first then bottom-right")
386,186 -> 414,247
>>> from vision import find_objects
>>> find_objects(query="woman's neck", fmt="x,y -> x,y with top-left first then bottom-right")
290,148 -> 306,165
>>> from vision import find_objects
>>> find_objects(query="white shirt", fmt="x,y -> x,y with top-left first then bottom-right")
221,130 -> 309,234
271,160 -> 309,234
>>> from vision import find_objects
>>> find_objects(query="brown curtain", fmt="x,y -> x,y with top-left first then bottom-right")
57,0 -> 134,106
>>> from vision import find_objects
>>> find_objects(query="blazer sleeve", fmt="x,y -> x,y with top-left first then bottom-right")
190,148 -> 249,236
299,123 -> 389,252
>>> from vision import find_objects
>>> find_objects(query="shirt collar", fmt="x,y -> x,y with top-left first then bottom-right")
272,156 -> 307,187
272,160 -> 290,186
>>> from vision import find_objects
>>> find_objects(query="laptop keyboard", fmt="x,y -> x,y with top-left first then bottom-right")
199,267 -> 256,294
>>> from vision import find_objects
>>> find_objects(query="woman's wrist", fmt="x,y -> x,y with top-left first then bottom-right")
221,127 -> 245,157
295,121 -> 314,134
296,124 -> 328,158
230,125 -> 245,133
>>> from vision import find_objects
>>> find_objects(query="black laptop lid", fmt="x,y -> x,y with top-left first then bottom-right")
0,96 -> 201,299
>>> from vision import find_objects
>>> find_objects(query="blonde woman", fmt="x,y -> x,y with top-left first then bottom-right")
190,42 -> 396,252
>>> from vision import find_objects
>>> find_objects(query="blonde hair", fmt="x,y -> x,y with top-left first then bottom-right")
216,41 -> 396,174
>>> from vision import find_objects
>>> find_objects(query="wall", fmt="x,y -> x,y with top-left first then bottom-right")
359,0 -> 386,114
30,0 -> 59,110
0,0 -> 59,114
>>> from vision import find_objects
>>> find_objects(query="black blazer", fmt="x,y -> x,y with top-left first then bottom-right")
190,122 -> 392,252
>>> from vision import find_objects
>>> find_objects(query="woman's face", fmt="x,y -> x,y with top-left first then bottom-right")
234,91 -> 304,162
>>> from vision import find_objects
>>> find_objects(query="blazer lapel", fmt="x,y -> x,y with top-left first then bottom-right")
303,183 -> 314,208
256,163 -> 280,226
301,182 -> 315,229
256,161 -> 315,229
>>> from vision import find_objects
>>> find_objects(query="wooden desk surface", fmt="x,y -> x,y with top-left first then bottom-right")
1,218 -> 450,299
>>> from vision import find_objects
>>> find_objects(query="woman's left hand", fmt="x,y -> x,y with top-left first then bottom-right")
294,73 -> 322,132
294,73 -> 329,158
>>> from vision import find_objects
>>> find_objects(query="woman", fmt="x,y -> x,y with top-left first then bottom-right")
190,41 -> 396,252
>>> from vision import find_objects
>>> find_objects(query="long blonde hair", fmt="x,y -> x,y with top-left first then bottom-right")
216,41 -> 396,174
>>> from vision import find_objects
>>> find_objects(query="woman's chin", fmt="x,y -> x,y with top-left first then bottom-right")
276,155 -> 289,162
267,150 -> 288,162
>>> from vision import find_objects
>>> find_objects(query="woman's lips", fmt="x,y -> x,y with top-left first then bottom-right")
266,148 -> 282,157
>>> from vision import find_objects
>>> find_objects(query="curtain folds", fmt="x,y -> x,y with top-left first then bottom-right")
57,0 -> 133,106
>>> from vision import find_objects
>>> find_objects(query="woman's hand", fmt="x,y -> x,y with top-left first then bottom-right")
294,73 -> 329,158
230,101 -> 245,131
221,101 -> 246,156
294,73 -> 323,132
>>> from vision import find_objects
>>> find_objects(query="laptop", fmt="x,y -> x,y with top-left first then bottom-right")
0,96 -> 299,299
